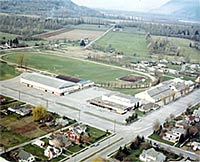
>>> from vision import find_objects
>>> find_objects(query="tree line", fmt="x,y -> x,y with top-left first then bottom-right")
118,21 -> 200,41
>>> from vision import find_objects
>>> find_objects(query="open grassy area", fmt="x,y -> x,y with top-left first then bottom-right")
87,126 -> 106,143
0,32 -> 19,40
152,35 -> 200,63
0,62 -> 21,80
0,128 -> 30,148
3,52 -> 137,82
23,144 -> 48,161
67,144 -> 84,153
96,27 -> 150,58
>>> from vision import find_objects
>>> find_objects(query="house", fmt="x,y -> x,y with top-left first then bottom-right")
0,96 -> 6,105
67,124 -> 87,144
191,142 -> 200,151
159,59 -> 169,64
175,120 -> 188,129
8,105 -> 31,116
55,118 -> 69,127
44,146 -> 62,160
49,134 -> 71,148
32,140 -> 45,148
193,108 -> 200,118
163,127 -> 185,143
16,150 -> 35,162
139,103 -> 160,113
139,148 -> 166,162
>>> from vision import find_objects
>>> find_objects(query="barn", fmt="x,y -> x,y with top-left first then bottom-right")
20,73 -> 80,96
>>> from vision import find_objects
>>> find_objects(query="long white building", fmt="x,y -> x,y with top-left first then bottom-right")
135,78 -> 194,104
21,73 -> 80,96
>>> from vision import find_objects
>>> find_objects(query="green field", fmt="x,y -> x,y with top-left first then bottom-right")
152,35 -> 200,63
3,52 -> 138,82
0,32 -> 19,40
96,27 -> 149,58
0,62 -> 21,80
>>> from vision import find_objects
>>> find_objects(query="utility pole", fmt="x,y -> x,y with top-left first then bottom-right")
46,99 -> 48,108
78,110 -> 81,122
18,91 -> 21,100
113,120 -> 116,133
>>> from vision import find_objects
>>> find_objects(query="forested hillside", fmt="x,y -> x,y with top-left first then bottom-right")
0,0 -> 101,18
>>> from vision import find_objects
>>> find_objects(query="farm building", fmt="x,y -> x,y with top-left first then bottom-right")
135,78 -> 194,104
88,92 -> 141,114
20,73 -> 80,96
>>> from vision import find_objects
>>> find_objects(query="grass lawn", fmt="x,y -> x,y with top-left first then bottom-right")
152,35 -> 200,63
87,126 -> 106,143
0,128 -> 29,148
135,109 -> 145,117
96,27 -> 150,58
23,144 -> 48,160
0,62 -> 21,81
0,32 -> 19,40
51,155 -> 66,162
3,52 -> 136,82
67,144 -> 84,153
149,133 -> 174,146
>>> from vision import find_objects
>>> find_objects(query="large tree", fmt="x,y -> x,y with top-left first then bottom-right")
32,105 -> 47,121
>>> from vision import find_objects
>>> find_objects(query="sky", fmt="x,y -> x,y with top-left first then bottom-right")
71,0 -> 171,12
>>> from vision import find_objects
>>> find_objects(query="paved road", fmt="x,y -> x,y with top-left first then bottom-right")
84,25 -> 114,49
0,78 -> 200,161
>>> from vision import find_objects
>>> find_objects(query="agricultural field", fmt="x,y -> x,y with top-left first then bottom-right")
3,52 -> 143,83
70,24 -> 109,31
151,35 -> 200,63
0,32 -> 19,40
0,62 -> 21,81
95,27 -> 150,58
47,29 -> 104,41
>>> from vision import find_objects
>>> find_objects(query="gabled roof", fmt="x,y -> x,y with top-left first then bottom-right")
141,148 -> 166,162
22,73 -> 76,89
17,150 -> 33,160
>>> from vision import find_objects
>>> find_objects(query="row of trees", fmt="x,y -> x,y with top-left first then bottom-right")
115,136 -> 149,161
146,33 -> 181,56
0,15 -> 110,38
119,21 -> 200,41
125,113 -> 138,124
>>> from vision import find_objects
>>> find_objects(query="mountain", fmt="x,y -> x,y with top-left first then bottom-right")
0,0 -> 101,18
151,0 -> 200,20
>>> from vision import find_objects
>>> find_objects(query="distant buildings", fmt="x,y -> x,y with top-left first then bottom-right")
135,78 -> 194,105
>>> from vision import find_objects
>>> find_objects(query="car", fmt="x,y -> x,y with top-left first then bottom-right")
94,142 -> 100,147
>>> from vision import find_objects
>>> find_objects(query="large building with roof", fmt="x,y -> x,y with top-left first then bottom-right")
88,92 -> 141,114
21,73 -> 81,96
135,78 -> 194,104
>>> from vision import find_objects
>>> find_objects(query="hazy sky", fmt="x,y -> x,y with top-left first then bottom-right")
71,0 -> 171,11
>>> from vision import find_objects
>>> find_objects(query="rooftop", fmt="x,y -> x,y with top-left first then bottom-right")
22,73 -> 76,89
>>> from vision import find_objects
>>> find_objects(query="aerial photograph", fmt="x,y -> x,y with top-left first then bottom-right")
0,0 -> 199,161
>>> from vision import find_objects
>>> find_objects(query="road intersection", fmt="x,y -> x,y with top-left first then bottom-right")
0,76 -> 200,161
